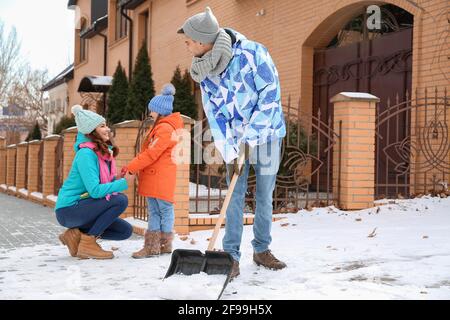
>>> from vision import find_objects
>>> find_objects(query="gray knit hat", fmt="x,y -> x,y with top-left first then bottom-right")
177,7 -> 220,44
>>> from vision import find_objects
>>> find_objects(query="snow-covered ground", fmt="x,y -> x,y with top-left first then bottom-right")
189,182 -> 226,197
0,196 -> 449,300
29,192 -> 43,199
46,195 -> 58,203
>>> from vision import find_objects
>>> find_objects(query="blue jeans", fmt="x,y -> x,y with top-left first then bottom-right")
223,138 -> 282,262
147,198 -> 175,233
55,194 -> 133,240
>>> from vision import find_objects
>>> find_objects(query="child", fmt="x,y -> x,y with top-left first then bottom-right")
55,105 -> 134,259
124,84 -> 184,258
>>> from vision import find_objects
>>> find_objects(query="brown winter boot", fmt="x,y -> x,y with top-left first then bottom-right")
132,231 -> 160,259
76,234 -> 114,260
160,232 -> 174,255
230,260 -> 240,280
58,228 -> 81,257
253,250 -> 287,270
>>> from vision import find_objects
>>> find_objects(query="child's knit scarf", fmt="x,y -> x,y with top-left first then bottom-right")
79,142 -> 117,201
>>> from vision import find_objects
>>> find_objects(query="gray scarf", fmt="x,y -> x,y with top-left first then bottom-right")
190,29 -> 233,83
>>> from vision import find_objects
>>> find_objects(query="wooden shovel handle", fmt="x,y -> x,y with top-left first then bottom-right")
207,151 -> 246,251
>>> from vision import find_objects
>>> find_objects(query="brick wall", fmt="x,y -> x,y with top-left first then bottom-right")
6,145 -> 17,191
15,143 -> 28,195
27,141 -> 42,194
113,120 -> 141,218
62,127 -> 78,180
42,136 -> 62,206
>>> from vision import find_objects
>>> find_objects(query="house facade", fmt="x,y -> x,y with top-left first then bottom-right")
62,0 -> 449,225
65,0 -> 448,112
41,64 -> 74,134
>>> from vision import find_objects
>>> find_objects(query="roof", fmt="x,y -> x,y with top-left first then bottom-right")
67,0 -> 77,9
120,0 -> 146,10
78,76 -> 113,93
41,64 -> 74,92
80,15 -> 108,39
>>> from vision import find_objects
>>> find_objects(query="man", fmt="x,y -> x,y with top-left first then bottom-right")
178,7 -> 287,278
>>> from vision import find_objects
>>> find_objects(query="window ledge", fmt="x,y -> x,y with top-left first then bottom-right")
109,35 -> 129,49
186,0 -> 201,7
75,59 -> 89,70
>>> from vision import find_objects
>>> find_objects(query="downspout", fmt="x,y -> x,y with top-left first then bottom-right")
98,33 -> 108,116
98,33 -> 108,76
121,1 -> 133,81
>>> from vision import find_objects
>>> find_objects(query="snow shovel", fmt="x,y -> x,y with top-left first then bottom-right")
164,151 -> 246,299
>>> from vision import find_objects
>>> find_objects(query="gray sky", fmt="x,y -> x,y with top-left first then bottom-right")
0,0 -> 74,79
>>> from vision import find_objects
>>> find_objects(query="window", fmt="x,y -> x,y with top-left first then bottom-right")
138,11 -> 149,47
56,99 -> 62,113
327,4 -> 413,48
115,1 -> 128,40
79,20 -> 88,62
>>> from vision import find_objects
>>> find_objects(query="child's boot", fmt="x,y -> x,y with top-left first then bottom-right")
160,232 -> 173,254
132,231 -> 160,259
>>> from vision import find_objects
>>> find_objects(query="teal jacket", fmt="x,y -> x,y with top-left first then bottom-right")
55,133 -> 128,210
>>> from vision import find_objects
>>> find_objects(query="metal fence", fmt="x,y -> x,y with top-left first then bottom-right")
37,143 -> 43,193
54,138 -> 64,195
189,98 -> 341,216
375,87 -> 449,198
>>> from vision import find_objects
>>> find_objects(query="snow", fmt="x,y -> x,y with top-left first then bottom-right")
7,186 -> 16,192
1,196 -> 449,300
18,189 -> 28,196
158,273 -> 227,300
0,184 -> 6,190
124,217 -> 148,229
46,195 -> 58,203
30,192 -> 43,200
189,182 -> 227,197
338,92 -> 379,99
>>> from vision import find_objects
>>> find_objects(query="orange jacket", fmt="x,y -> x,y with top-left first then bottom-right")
127,113 -> 184,203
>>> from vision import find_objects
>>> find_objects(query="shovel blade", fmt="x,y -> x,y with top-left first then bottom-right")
164,249 -> 235,300
203,250 -> 234,275
165,249 -> 205,278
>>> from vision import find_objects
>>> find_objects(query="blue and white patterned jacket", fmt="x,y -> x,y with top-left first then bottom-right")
200,29 -> 286,163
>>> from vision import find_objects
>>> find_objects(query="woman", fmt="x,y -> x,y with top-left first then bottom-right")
55,105 -> 134,259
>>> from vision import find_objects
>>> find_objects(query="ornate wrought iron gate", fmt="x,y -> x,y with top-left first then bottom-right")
375,88 -> 450,198
314,26 -> 413,190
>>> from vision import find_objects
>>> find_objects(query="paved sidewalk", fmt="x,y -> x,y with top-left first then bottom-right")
0,192 -> 140,251
0,193 -> 65,250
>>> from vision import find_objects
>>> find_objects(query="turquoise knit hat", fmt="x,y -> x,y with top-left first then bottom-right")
71,105 -> 106,134
148,84 -> 176,116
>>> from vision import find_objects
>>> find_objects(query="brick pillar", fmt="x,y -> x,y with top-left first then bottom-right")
0,136 -> 6,186
27,140 -> 42,193
15,142 -> 28,196
113,120 -> 141,218
6,145 -> 17,194
331,92 -> 379,210
62,127 -> 78,180
43,135 -> 61,205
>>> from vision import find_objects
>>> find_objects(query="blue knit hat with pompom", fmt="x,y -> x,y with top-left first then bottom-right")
148,84 -> 176,116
